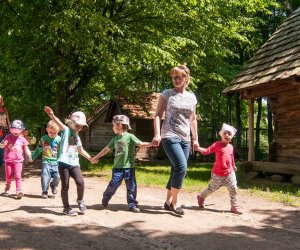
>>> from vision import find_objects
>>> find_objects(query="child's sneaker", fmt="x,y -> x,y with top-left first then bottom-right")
129,207 -> 140,213
16,192 -> 24,199
41,192 -> 48,199
197,195 -> 205,208
3,189 -> 10,196
63,207 -> 78,216
231,205 -> 243,214
77,200 -> 87,213
50,182 -> 58,195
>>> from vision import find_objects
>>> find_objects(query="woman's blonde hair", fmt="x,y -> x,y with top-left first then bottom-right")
170,64 -> 190,77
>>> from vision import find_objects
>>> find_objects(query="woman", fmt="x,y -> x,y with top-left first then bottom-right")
152,65 -> 199,215
0,95 -> 10,166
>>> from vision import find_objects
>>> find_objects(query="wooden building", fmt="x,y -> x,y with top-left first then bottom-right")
223,8 -> 300,178
81,93 -> 162,159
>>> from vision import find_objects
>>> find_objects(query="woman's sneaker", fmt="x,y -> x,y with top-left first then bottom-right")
77,200 -> 87,213
63,207 -> 78,216
16,192 -> 24,199
197,195 -> 205,208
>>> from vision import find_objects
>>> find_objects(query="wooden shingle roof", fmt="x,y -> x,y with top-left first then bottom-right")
87,93 -> 160,125
223,7 -> 300,94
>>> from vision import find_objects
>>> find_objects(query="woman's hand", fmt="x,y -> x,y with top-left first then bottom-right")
193,140 -> 200,152
152,135 -> 161,147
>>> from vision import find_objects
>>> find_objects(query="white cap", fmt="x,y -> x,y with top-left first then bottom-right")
70,111 -> 88,127
113,115 -> 131,130
219,123 -> 237,137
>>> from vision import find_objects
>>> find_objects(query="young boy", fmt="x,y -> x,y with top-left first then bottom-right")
92,115 -> 152,213
31,121 -> 61,199
196,123 -> 243,214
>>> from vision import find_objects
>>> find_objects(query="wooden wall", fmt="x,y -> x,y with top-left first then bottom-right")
80,111 -> 163,159
272,85 -> 300,164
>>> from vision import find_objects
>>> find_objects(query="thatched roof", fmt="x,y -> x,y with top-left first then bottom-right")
223,7 -> 300,94
87,93 -> 160,125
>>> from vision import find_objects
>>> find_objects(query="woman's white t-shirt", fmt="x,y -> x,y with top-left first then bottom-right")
161,89 -> 197,142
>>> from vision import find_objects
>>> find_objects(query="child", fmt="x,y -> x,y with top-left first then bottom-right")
44,106 -> 94,216
0,119 -> 32,199
196,123 -> 243,214
31,121 -> 61,199
92,115 -> 152,213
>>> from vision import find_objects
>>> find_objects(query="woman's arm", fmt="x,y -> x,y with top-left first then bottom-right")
44,106 -> 65,131
152,95 -> 167,147
190,108 -> 199,151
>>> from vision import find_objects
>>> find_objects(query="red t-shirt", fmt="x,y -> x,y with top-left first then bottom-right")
201,141 -> 236,176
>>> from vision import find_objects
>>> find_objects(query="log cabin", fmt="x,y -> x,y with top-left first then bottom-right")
223,7 -> 300,181
81,93 -> 163,159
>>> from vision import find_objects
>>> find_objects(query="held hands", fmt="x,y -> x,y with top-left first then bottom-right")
0,140 -> 7,148
152,135 -> 161,147
90,156 -> 99,165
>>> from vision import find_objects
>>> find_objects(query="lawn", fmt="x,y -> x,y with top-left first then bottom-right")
81,158 -> 300,207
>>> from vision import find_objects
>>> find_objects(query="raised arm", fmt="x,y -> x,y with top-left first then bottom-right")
152,95 -> 167,147
44,106 -> 65,131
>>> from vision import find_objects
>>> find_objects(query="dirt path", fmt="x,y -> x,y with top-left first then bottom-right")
0,162 -> 299,250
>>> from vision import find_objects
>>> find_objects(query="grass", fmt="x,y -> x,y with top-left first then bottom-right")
80,157 -> 300,207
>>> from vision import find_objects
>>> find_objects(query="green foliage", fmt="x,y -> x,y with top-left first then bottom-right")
0,0 -> 295,139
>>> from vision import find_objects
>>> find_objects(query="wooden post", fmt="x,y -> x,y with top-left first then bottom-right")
248,98 -> 255,161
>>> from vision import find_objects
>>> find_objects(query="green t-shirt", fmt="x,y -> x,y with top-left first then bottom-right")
32,135 -> 61,163
107,132 -> 141,169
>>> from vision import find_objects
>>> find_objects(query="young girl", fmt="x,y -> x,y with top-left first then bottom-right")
0,119 -> 32,199
44,106 -> 94,216
196,123 -> 243,214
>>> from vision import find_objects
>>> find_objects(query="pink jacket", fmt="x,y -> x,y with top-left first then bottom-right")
201,141 -> 236,176
4,134 -> 29,163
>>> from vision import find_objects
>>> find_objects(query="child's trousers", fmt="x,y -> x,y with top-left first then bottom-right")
103,168 -> 138,209
59,163 -> 84,209
41,162 -> 60,193
200,172 -> 239,206
5,161 -> 23,193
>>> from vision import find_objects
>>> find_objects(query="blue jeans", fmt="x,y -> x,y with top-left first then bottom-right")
103,168 -> 138,209
41,162 -> 60,193
162,137 -> 190,189
0,136 -> 4,166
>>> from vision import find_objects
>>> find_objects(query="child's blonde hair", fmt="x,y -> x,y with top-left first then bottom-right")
47,120 -> 60,131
